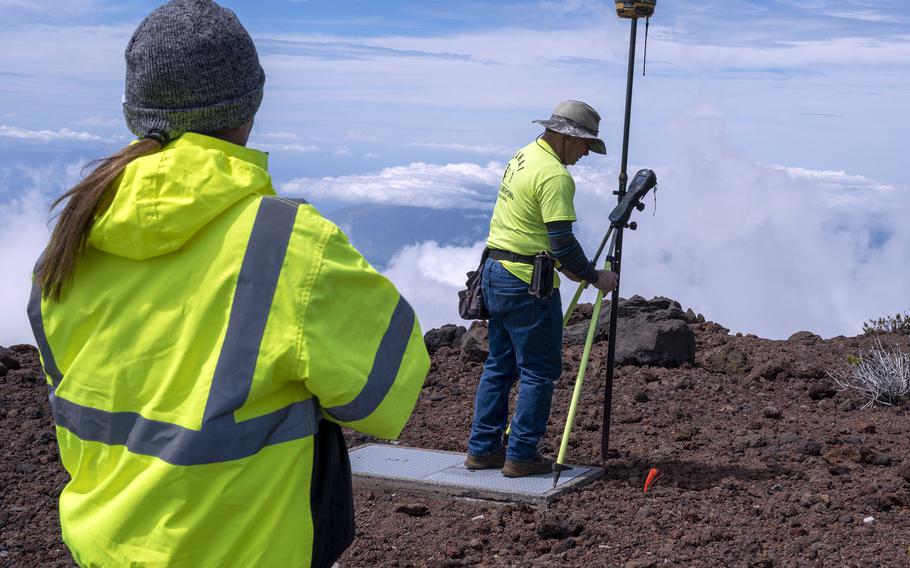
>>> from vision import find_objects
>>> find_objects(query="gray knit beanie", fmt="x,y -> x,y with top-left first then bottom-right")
123,0 -> 265,141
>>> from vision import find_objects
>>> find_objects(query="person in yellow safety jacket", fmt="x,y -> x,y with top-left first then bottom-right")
26,1 -> 430,567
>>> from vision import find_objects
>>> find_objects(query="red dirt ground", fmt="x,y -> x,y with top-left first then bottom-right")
2,308 -> 909,567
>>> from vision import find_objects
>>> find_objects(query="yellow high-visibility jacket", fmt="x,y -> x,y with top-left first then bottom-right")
27,133 -> 430,567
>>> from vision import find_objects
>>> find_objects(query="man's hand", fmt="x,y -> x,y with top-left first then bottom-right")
592,269 -> 618,294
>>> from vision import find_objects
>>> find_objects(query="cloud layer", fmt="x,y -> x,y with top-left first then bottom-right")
0,191 -> 51,346
0,2 -> 907,184
281,161 -> 502,210
0,125 -> 114,143
0,2 -> 907,344
0,159 -> 87,346
383,241 -> 487,332
378,109 -> 909,339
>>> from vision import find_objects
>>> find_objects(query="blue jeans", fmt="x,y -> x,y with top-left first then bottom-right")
467,258 -> 563,462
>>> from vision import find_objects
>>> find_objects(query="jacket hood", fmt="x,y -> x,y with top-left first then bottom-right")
89,133 -> 274,260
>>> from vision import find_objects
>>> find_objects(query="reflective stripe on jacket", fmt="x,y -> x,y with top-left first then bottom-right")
27,133 -> 430,567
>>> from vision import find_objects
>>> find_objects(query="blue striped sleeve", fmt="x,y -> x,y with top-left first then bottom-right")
546,221 -> 598,283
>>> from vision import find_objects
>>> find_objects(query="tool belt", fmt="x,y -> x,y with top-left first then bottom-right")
488,248 -> 555,299
487,248 -> 536,264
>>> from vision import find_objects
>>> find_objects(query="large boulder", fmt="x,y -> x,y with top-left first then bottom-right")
564,296 -> 695,367
423,324 -> 467,354
459,321 -> 489,362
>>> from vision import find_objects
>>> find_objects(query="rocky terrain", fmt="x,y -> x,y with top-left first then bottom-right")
2,297 -> 909,567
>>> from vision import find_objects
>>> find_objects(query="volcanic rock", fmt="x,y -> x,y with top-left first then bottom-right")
535,511 -> 578,539
459,321 -> 488,362
705,344 -> 750,375
789,331 -> 822,342
424,324 -> 467,354
823,445 -> 863,464
796,439 -> 822,456
762,405 -> 783,419
537,514 -> 572,539
859,448 -> 895,466
683,308 -> 706,324
563,296 -> 695,367
0,347 -> 21,375
749,358 -> 790,381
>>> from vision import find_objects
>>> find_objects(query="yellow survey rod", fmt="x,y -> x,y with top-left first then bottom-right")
562,280 -> 586,328
553,232 -> 617,487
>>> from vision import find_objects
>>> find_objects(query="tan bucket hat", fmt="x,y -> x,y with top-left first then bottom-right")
533,100 -> 606,154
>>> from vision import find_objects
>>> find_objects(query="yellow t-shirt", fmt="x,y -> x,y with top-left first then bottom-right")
486,139 -> 576,285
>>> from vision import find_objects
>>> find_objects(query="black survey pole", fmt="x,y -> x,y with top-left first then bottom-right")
602,16 -> 639,463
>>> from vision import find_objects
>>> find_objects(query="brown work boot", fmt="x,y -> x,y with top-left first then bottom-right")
501,455 -> 554,478
464,448 -> 506,470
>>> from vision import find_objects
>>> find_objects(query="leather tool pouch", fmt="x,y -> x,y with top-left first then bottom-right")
458,248 -> 490,320
528,251 -> 555,299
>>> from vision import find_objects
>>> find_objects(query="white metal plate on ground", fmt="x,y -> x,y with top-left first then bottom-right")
349,444 -> 602,504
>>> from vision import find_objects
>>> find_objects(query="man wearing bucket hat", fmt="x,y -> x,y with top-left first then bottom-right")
465,100 -> 618,478
28,1 -> 429,566
534,100 -> 608,156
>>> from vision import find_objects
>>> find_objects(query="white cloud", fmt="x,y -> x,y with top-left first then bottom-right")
643,35 -> 910,69
257,31 -> 616,111
823,9 -> 907,24
367,107 -> 910,340
771,165 -> 897,192
281,161 -> 501,210
0,159 -> 88,346
3,109 -> 906,346
0,190 -> 51,346
0,9 -> 907,344
383,241 -> 486,333
258,24 -> 910,112
565,107 -> 910,339
253,142 -> 320,153
408,142 -> 513,156
260,131 -> 301,140
0,125 -> 113,143
334,146 -> 351,156
1,8 -> 906,191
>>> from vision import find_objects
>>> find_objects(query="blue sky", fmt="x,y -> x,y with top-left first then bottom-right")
1,0 -> 909,344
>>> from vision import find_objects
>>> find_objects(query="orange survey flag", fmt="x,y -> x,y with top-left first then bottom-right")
643,467 -> 662,493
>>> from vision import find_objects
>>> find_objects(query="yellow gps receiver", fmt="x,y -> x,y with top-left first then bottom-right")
616,0 -> 656,19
